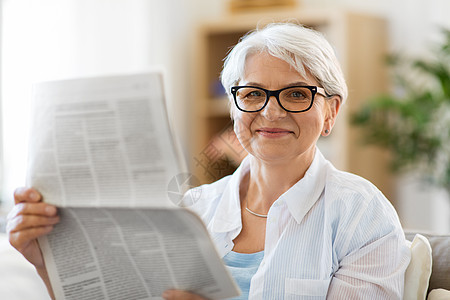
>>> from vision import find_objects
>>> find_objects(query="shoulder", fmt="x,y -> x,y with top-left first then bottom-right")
323,166 -> 405,254
179,175 -> 232,223
324,165 -> 394,215
179,156 -> 251,225
314,149 -> 388,210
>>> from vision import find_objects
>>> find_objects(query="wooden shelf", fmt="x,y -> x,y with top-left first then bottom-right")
208,97 -> 231,117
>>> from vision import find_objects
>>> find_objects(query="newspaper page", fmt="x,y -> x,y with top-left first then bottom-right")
28,72 -> 240,299
39,207 -> 238,300
27,72 -> 179,208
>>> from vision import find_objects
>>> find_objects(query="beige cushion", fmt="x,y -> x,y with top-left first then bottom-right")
427,289 -> 450,300
405,232 -> 450,294
404,234 -> 433,300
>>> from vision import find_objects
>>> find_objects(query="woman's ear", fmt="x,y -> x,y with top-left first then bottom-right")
322,96 -> 341,136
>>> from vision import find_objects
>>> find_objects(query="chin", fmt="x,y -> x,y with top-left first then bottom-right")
252,149 -> 294,163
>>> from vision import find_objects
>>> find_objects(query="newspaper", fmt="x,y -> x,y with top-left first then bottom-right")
27,72 -> 240,299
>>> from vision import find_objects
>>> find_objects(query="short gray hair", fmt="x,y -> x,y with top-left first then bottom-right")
221,22 -> 348,104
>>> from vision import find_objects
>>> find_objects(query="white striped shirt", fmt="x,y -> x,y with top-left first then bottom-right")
182,148 -> 410,299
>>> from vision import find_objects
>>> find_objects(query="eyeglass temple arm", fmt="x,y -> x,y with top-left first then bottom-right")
317,87 -> 332,98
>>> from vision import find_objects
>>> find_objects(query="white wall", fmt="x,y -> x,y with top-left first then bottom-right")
0,0 -> 3,201
2,0 -> 146,207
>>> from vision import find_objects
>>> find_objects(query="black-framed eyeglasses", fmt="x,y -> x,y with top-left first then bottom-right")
230,85 -> 329,113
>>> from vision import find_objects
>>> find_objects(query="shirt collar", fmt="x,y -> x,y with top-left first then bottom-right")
282,148 -> 328,224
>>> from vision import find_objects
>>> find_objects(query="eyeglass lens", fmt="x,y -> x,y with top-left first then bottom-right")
234,86 -> 313,112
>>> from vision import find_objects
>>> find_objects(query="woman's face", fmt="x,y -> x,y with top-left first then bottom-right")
232,52 -> 340,165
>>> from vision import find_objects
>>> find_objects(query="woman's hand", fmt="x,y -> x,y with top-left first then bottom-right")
6,187 -> 59,298
162,290 -> 208,300
7,187 -> 59,268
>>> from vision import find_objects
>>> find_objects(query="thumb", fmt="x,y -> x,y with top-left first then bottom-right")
14,187 -> 42,204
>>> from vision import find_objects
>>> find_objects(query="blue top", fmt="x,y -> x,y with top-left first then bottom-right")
223,250 -> 264,300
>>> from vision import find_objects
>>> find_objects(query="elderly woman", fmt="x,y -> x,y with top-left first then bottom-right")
8,23 -> 410,299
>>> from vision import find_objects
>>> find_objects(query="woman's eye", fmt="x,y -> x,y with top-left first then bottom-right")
290,91 -> 305,98
249,91 -> 263,97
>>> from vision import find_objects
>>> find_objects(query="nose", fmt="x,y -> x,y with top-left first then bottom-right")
260,95 -> 287,120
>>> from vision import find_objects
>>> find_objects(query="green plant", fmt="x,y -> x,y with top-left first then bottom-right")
352,28 -> 450,192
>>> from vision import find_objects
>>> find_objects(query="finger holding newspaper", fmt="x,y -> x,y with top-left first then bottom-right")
7,187 -> 59,298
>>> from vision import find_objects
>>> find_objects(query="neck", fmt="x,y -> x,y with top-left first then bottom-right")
243,149 -> 316,213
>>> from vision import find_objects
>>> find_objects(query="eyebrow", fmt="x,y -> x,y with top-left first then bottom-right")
243,81 -> 311,88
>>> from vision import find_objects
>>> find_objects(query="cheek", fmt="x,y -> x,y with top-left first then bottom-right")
295,111 -> 325,134
233,112 -> 254,141
230,102 -> 237,120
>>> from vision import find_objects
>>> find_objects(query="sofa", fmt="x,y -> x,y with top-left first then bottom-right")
404,232 -> 450,300
0,232 -> 448,300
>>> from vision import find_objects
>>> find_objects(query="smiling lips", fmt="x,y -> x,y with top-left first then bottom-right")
256,127 -> 294,138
